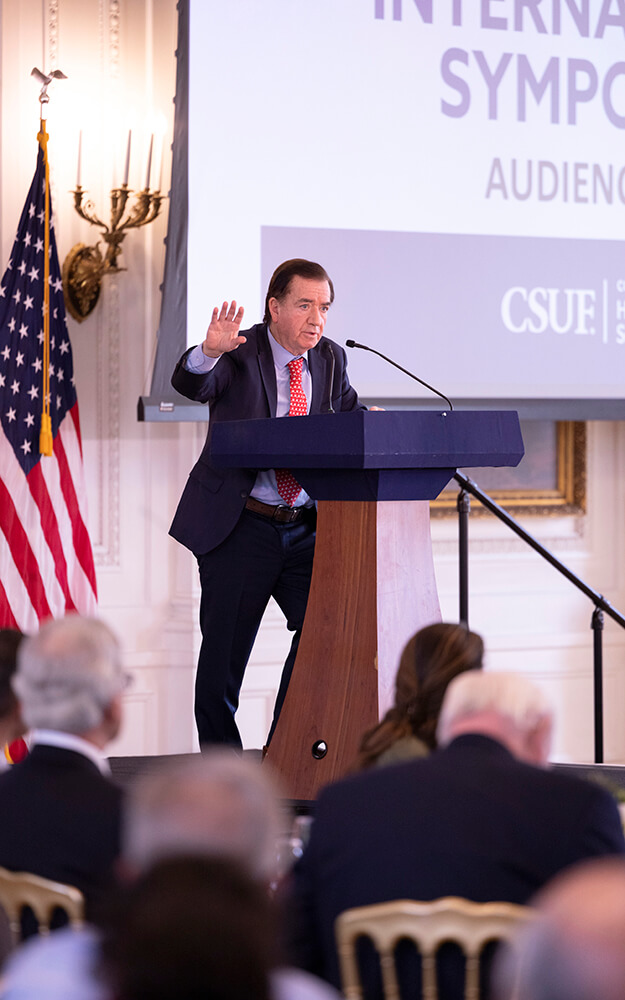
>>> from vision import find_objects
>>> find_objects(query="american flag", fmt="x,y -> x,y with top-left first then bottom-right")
0,133 -> 97,631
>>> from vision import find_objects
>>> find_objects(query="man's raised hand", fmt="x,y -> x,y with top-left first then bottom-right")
201,301 -> 246,358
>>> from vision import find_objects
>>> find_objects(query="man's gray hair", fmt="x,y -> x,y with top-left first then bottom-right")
437,670 -> 552,746
123,751 -> 286,882
13,615 -> 125,734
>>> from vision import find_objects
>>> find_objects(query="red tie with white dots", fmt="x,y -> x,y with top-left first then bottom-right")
275,357 -> 306,506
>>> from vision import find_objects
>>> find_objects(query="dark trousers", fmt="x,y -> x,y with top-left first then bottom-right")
195,507 -> 316,748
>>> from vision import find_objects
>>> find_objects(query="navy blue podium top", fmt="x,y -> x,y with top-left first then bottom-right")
211,410 -> 524,502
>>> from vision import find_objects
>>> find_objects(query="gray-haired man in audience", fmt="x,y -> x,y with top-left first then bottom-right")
1,751 -> 339,1000
121,751 -> 283,883
285,671 -> 625,996
0,615 -> 126,910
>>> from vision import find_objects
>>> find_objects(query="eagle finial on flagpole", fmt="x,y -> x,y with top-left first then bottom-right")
31,67 -> 67,107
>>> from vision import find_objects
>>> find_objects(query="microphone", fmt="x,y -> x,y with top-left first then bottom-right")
345,340 -> 453,411
324,341 -> 336,414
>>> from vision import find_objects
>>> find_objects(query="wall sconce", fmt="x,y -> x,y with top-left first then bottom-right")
62,130 -> 165,323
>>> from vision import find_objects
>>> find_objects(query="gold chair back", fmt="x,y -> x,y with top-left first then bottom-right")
335,896 -> 534,1000
0,865 -> 85,950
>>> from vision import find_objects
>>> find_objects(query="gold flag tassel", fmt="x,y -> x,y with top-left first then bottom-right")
38,118 -> 53,457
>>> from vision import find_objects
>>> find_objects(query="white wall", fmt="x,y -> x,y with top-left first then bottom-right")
1,0 -> 624,763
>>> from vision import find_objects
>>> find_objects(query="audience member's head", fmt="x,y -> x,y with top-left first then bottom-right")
13,615 -> 125,747
437,670 -> 553,765
0,629 -> 26,746
494,857 -> 625,1000
122,750 -> 286,884
356,623 -> 483,769
100,855 -> 275,1000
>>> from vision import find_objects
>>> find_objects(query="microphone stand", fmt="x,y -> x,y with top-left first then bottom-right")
345,340 -> 453,411
325,342 -> 335,413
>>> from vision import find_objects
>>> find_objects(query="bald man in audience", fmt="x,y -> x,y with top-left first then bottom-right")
0,615 -> 126,911
494,857 -> 625,1000
285,671 -> 625,997
0,752 -> 340,1000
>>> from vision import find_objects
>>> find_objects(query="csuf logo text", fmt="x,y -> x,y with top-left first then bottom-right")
501,287 -> 596,334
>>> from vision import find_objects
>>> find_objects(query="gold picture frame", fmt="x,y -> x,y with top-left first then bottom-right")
431,421 -> 586,518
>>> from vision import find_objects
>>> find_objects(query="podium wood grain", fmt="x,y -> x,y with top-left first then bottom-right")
264,499 -> 441,800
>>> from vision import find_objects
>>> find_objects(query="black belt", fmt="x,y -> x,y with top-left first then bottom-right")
245,496 -> 309,524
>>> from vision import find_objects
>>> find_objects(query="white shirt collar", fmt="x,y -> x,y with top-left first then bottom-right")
30,730 -> 111,775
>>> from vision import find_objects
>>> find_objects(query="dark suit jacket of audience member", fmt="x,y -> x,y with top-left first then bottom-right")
0,744 -> 123,913
286,734 -> 625,995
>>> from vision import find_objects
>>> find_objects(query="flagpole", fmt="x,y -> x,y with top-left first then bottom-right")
38,118 -> 52,456
30,67 -> 67,457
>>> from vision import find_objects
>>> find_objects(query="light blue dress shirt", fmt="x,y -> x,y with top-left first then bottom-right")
184,330 -> 313,507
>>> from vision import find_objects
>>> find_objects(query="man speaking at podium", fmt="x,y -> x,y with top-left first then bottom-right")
170,259 -> 365,749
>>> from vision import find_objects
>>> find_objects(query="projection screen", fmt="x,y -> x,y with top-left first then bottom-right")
140,0 -> 625,419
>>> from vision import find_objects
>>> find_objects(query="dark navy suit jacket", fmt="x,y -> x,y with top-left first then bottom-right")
286,734 -> 625,995
0,744 -> 123,913
169,323 -> 363,555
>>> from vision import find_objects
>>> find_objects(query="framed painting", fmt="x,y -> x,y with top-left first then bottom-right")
432,421 -> 586,518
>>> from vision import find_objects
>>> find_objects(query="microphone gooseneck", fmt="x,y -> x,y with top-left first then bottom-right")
325,342 -> 336,414
345,340 -> 453,411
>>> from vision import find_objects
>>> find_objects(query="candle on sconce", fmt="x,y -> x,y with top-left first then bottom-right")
145,133 -> 154,190
155,135 -> 164,192
76,130 -> 82,188
157,151 -> 164,192
123,130 -> 132,186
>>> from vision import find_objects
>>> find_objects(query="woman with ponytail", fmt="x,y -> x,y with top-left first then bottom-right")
355,623 -> 483,770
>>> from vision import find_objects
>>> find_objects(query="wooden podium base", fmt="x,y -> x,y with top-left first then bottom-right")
264,499 -> 441,800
